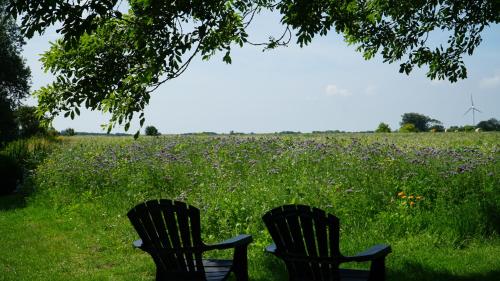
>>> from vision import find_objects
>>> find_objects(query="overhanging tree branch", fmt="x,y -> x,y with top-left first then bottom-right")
8,0 -> 500,135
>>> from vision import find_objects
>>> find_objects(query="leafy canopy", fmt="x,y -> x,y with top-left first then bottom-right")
145,125 -> 160,136
8,0 -> 500,134
15,106 -> 50,138
0,0 -> 30,143
476,118 -> 500,131
1,0 -> 30,107
400,112 -> 442,132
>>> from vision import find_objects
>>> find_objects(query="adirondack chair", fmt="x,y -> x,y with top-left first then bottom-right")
262,205 -> 391,281
127,199 -> 252,281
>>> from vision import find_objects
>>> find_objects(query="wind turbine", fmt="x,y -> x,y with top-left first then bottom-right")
463,94 -> 481,126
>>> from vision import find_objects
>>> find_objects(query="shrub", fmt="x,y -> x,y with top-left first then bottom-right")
1,137 -> 60,171
375,122 -> 391,133
0,97 -> 17,146
399,123 -> 417,132
477,118 -> 500,131
429,124 -> 445,132
15,106 -> 50,138
463,125 -> 475,132
145,126 -> 160,136
0,153 -> 22,195
61,128 -> 75,136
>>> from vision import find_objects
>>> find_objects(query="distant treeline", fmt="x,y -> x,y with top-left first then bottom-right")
72,132 -> 132,136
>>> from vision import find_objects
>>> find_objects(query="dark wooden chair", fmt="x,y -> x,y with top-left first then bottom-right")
262,205 -> 391,281
127,199 -> 252,281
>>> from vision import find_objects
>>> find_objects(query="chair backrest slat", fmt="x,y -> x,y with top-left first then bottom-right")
175,201 -> 196,272
298,207 -> 321,280
313,208 -> 329,257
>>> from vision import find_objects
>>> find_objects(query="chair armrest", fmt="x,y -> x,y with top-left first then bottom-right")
265,243 -> 277,254
343,244 -> 391,262
205,234 -> 253,250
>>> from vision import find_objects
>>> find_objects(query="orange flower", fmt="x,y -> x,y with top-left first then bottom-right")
397,191 -> 405,197
409,201 -> 415,206
409,195 -> 415,199
401,195 -> 407,199
416,196 -> 423,200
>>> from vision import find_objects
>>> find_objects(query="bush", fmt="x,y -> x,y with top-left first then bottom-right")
0,97 -> 17,146
463,125 -> 475,132
0,137 -> 60,195
15,106 -> 49,138
375,122 -> 391,133
1,137 -> 60,171
477,118 -> 500,131
145,126 -> 160,136
61,128 -> 75,136
399,123 -> 417,132
0,153 -> 22,195
429,124 -> 445,132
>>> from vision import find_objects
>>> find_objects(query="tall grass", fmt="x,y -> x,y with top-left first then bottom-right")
1,136 -> 61,170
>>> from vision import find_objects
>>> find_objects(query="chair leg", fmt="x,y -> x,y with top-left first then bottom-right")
232,246 -> 249,281
368,258 -> 386,281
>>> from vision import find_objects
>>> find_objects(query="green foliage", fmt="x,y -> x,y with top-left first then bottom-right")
0,152 -> 21,195
429,124 -> 445,132
144,126 -> 159,136
61,128 -> 75,136
477,118 -> 500,131
463,125 -> 476,132
399,123 -> 417,133
0,0 -> 31,106
14,106 -> 50,138
0,96 -> 17,145
400,112 -> 442,132
31,0 -> 254,133
0,0 -> 31,144
8,0 -> 499,131
376,122 -> 391,133
448,125 -> 481,132
1,137 -> 60,172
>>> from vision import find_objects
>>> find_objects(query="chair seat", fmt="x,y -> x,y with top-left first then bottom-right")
203,259 -> 233,281
339,269 -> 370,281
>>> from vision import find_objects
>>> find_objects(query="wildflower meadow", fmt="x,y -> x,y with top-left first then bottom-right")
0,133 -> 499,281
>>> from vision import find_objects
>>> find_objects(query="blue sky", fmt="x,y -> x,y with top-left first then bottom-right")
23,12 -> 500,134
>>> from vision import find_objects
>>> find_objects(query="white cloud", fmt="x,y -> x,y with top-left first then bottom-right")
364,85 -> 377,96
480,74 -> 500,88
325,84 -> 352,97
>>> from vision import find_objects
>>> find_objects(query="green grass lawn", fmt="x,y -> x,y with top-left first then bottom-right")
1,133 -> 499,280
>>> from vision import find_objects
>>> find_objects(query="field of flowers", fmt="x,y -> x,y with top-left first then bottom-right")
1,133 -> 499,280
